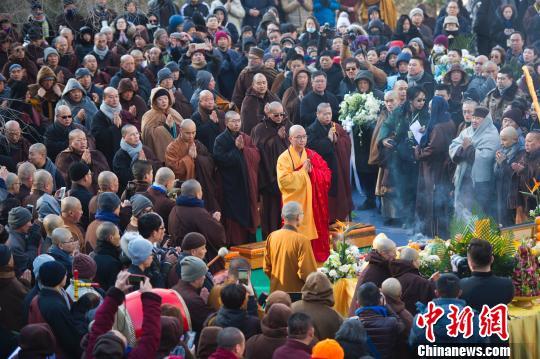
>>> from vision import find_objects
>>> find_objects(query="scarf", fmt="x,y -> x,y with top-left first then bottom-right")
120,139 -> 142,161
31,16 -> 50,39
100,102 -> 123,121
95,210 -> 120,224
355,305 -> 389,317
407,70 -> 424,87
151,183 -> 167,194
92,45 -> 109,60
176,195 -> 205,208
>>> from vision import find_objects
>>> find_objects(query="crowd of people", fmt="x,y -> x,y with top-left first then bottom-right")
0,0 -> 538,357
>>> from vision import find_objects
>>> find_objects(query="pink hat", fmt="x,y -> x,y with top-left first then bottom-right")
214,31 -> 229,43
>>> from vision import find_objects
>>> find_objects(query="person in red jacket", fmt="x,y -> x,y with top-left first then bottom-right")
84,271 -> 162,359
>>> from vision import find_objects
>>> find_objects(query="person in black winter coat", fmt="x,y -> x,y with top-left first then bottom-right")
392,15 -> 422,44
181,0 -> 210,18
92,222 -> 123,291
148,0 -> 179,28
460,238 -> 514,314
242,0 -> 274,29
491,4 -> 522,49
318,50 -> 343,96
30,261 -> 96,358
210,283 -> 261,340
299,71 -> 339,127
43,112 -> 94,161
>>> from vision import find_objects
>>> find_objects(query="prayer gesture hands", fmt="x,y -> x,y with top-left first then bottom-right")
81,149 -> 92,164
235,135 -> 244,150
188,143 -> 197,159
511,162 -> 525,173
278,126 -> 287,139
210,110 -> 219,124
113,113 -> 122,128
303,158 -> 312,173
328,127 -> 336,143
138,149 -> 146,160
462,137 -> 472,149
165,113 -> 175,127
129,105 -> 137,117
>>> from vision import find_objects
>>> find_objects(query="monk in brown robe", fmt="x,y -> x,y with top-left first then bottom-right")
141,87 -> 184,163
251,102 -> 292,239
514,131 -> 540,222
307,102 -> 353,222
55,129 -> 110,193
165,119 -> 220,212
240,73 -> 280,135
213,111 -> 260,245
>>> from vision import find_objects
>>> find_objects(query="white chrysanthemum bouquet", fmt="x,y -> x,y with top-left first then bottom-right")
339,93 -> 382,139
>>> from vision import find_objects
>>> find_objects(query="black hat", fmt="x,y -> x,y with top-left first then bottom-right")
28,27 -> 43,41
39,261 -> 67,287
97,192 -> 121,212
69,161 -> 90,182
473,107 -> 490,118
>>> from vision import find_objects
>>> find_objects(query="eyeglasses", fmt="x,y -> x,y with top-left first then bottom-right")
59,115 -> 72,119
272,113 -> 285,117
345,67 -> 357,72
64,238 -> 78,244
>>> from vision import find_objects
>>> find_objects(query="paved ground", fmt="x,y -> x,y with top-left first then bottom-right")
351,189 -> 410,247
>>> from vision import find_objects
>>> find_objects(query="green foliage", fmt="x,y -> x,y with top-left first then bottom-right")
448,34 -> 477,54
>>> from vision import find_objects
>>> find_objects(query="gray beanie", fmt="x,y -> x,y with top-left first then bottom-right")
180,256 -> 207,282
128,238 -> 153,265
44,47 -> 59,62
8,206 -> 32,229
157,68 -> 173,85
97,192 -> 121,213
33,254 -> 55,278
130,194 -> 154,218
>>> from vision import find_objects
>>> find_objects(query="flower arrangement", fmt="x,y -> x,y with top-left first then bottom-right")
433,49 -> 475,83
320,240 -> 364,283
512,240 -> 540,297
415,238 -> 451,278
520,178 -> 540,218
339,92 -> 382,139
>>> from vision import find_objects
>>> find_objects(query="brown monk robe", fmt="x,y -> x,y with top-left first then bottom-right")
240,73 -> 280,135
213,112 -> 260,245
55,129 -> 110,193
251,102 -> 292,239
165,119 -> 220,213
306,104 -> 352,222
141,87 -> 183,163
515,132 -> 540,222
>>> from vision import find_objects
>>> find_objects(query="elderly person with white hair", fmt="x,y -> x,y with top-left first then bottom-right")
348,233 -> 397,315
263,201 -> 318,293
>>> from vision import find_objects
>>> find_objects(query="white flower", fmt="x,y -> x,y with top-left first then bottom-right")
339,264 -> 351,274
319,267 -> 328,273
427,255 -> 441,263
329,269 -> 338,278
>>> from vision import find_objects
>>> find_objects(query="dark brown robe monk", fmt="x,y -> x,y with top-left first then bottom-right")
55,148 -> 110,193
251,116 -> 292,239
240,87 -> 280,135
307,120 -> 353,222
213,129 -> 260,245
165,138 -> 220,213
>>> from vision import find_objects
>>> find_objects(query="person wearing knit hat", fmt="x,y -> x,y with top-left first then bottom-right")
39,260 -> 67,287
127,238 -> 153,268
157,68 -> 173,85
72,253 -> 97,279
8,206 -> 32,230
179,256 -> 208,282
502,108 -> 525,129
409,7 -> 423,20
130,193 -> 154,218
92,331 -> 126,358
214,31 -> 229,44
9,63 -> 22,74
97,192 -> 121,213
311,339 -> 345,359
33,254 -> 55,278
263,53 -> 276,69
336,12 -> 351,33
68,161 -> 91,183
166,61 -> 180,73
181,232 -> 207,252
408,37 -> 424,52
75,67 -> 92,79
168,14 -> 185,34
433,34 -> 449,49
43,47 -> 59,63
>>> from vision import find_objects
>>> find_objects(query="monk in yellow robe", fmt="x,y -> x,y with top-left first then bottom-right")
277,125 -> 331,262
264,201 -> 318,292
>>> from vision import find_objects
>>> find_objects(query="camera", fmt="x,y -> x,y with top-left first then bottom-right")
450,255 -> 471,278
321,23 -> 334,36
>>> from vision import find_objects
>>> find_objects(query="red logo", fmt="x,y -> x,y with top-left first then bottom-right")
478,304 -> 509,340
416,302 -> 445,343
446,304 -> 474,338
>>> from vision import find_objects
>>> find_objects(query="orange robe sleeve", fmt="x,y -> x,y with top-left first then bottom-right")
165,139 -> 195,179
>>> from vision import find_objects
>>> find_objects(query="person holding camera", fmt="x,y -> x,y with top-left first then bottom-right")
459,238 -> 514,313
